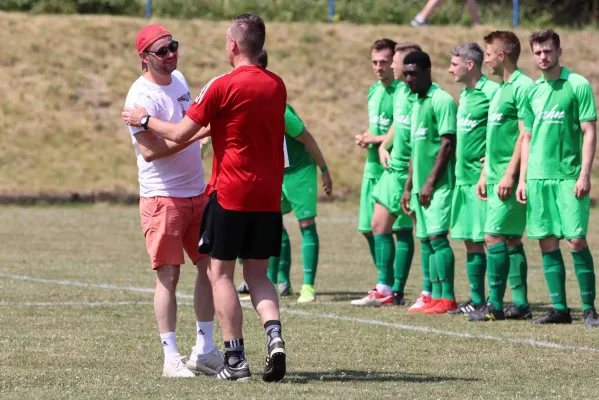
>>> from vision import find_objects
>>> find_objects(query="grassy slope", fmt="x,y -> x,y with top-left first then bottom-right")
2,12 -> 599,198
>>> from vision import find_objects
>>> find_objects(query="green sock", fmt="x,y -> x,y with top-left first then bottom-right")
366,235 -> 376,266
487,242 -> 509,310
431,237 -> 455,300
429,252 -> 441,300
542,249 -> 568,311
508,244 -> 529,308
267,256 -> 279,284
374,233 -> 395,287
277,228 -> 291,285
571,246 -> 596,312
421,240 -> 433,294
466,252 -> 486,305
300,224 -> 319,286
392,231 -> 414,293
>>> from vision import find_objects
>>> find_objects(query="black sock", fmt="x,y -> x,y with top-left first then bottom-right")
224,338 -> 245,366
264,320 -> 283,347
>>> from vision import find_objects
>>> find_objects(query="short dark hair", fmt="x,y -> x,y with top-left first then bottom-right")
258,49 -> 268,68
229,13 -> 266,58
483,31 -> 521,63
371,38 -> 397,55
529,29 -> 560,50
403,51 -> 431,70
395,42 -> 422,53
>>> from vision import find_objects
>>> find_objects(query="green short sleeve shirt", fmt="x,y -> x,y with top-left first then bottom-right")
388,81 -> 417,173
284,104 -> 314,172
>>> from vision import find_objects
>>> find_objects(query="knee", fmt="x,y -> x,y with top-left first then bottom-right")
157,265 -> 180,291
299,218 -> 315,229
568,238 -> 588,251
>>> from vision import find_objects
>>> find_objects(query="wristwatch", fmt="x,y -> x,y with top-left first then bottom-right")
140,114 -> 151,130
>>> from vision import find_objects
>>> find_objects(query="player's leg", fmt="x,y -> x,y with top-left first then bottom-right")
464,0 -> 480,25
504,236 -> 531,319
276,185 -> 293,294
408,193 -> 434,312
411,0 -> 445,26
358,175 -> 377,266
297,218 -> 318,303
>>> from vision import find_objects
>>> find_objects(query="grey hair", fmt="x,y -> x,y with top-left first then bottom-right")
451,42 -> 484,70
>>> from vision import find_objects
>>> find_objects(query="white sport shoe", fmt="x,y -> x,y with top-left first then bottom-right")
350,289 -> 393,306
186,346 -> 224,375
163,354 -> 196,378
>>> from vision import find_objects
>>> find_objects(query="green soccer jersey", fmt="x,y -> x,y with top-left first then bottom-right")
485,68 -> 534,184
388,81 -> 417,173
364,80 -> 398,178
523,67 -> 597,180
410,83 -> 458,194
456,75 -> 499,185
284,104 -> 314,173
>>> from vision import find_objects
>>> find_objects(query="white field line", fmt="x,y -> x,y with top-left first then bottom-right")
1,272 -> 597,353
0,301 -> 156,307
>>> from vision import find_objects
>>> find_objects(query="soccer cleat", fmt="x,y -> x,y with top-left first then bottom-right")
297,284 -> 315,303
447,299 -> 484,315
236,280 -> 250,294
583,309 -> 599,328
467,303 -> 506,322
278,282 -> 292,297
162,354 -> 196,378
532,308 -> 572,325
408,294 -> 432,312
186,346 -> 224,375
350,289 -> 393,306
263,337 -> 286,382
392,291 -> 406,305
216,359 -> 253,382
422,298 -> 458,314
504,304 -> 533,320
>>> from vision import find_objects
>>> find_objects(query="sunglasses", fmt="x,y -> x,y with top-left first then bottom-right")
146,41 -> 179,58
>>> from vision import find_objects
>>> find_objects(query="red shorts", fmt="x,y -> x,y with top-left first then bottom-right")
139,194 -> 208,270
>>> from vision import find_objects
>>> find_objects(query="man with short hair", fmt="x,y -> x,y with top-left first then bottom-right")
400,51 -> 458,315
123,13 -> 289,381
123,24 -> 222,378
447,42 -> 499,315
469,31 -> 534,322
516,29 -> 599,327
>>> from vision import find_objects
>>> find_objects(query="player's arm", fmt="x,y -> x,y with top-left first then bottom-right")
378,125 -> 395,168
296,129 -> 333,195
576,121 -> 597,198
134,126 -> 209,162
401,159 -> 414,215
515,129 -> 531,204
420,134 -> 455,207
496,120 -> 525,200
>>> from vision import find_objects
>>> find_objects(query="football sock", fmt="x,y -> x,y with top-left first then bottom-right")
487,242 -> 509,310
431,237 -> 455,301
421,240 -> 433,294
572,246 -> 596,312
160,331 -> 180,362
392,231 -> 414,293
366,235 -> 377,266
195,321 -> 215,354
277,228 -> 291,285
224,338 -> 245,367
300,224 -> 319,286
264,320 -> 283,347
374,233 -> 395,287
267,256 -> 279,284
508,244 -> 529,308
542,249 -> 568,311
466,252 -> 486,305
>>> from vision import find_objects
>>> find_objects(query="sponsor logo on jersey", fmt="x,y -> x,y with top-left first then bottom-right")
369,112 -> 392,129
458,112 -> 479,130
412,122 -> 428,140
537,104 -> 565,124
489,112 -> 504,125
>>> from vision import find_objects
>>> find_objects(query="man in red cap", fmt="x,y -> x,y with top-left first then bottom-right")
124,24 -> 223,378
123,14 -> 288,383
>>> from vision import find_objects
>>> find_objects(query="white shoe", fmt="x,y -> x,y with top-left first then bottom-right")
350,289 -> 393,306
186,346 -> 224,375
163,354 -> 196,378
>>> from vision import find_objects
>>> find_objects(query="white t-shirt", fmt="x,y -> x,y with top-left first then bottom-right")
125,70 -> 206,198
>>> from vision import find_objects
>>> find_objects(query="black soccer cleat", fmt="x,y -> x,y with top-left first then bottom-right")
447,299 -> 484,315
504,304 -> 533,320
583,309 -> 599,328
236,280 -> 250,295
392,291 -> 406,305
532,308 -> 572,325
263,338 -> 286,383
278,282 -> 292,297
467,303 -> 506,322
215,359 -> 252,382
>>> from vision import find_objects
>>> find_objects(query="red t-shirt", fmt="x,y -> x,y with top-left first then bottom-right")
186,65 -> 287,212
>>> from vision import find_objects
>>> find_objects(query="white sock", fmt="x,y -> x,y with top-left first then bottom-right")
196,321 -> 216,354
160,332 -> 180,363
376,284 -> 392,295
414,14 -> 426,24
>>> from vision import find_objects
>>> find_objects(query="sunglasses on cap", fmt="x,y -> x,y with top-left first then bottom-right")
146,41 -> 179,57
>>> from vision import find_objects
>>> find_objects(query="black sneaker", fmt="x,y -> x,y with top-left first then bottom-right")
392,292 -> 406,305
216,358 -> 252,382
278,282 -> 292,297
467,303 -> 506,321
236,281 -> 250,295
583,309 -> 599,328
447,299 -> 484,315
263,338 -> 286,382
532,308 -> 572,324
504,304 -> 533,320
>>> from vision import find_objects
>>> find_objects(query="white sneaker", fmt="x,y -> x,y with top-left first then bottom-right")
350,289 -> 393,306
186,346 -> 224,375
163,354 -> 196,378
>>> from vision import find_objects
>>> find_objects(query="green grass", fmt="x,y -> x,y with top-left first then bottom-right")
2,204 -> 599,399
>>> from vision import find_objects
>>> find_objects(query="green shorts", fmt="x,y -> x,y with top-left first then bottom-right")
281,163 -> 317,221
359,174 -> 406,232
410,186 -> 453,240
526,179 -> 590,240
484,183 -> 526,237
450,184 -> 486,243
371,169 -> 413,230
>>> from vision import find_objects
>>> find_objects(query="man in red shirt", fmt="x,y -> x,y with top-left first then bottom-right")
123,13 -> 287,383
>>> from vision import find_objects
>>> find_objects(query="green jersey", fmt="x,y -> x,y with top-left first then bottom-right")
410,83 -> 458,193
284,104 -> 314,173
523,66 -> 597,180
485,68 -> 533,184
364,80 -> 398,178
388,81 -> 417,173
455,75 -> 499,185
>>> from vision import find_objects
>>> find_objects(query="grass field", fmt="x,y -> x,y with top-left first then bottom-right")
2,204 -> 599,399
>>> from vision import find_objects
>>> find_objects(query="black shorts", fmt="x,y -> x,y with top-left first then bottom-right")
198,192 -> 283,261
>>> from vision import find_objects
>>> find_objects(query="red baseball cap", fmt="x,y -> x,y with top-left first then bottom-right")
136,24 -> 171,53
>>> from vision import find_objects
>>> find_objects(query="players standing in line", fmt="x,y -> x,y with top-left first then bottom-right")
400,51 -> 459,314
353,42 -> 422,307
516,29 -> 599,327
468,31 -> 533,322
446,43 -> 499,315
